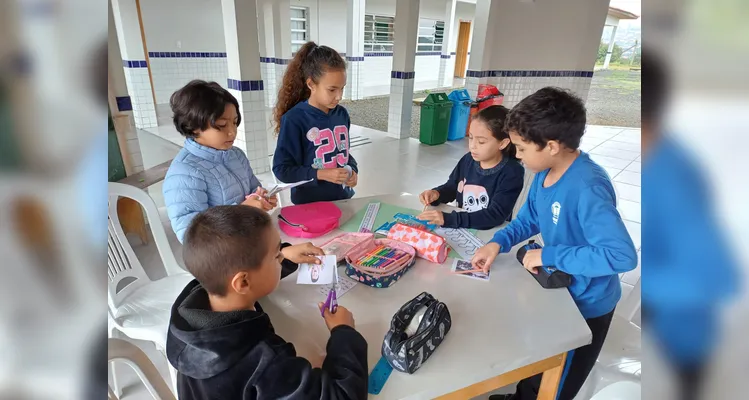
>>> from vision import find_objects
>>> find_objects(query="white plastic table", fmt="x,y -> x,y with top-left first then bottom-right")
261,194 -> 591,400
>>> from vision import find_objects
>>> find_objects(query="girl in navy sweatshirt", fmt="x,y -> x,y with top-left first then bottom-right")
272,42 -> 358,204
418,105 -> 525,230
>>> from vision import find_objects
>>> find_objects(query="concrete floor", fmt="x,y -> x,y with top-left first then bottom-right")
112,123 -> 641,400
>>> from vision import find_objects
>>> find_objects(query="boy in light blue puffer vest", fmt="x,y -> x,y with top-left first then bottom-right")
163,80 -> 277,243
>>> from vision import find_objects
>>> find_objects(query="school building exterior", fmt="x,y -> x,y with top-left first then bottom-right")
109,0 -> 619,175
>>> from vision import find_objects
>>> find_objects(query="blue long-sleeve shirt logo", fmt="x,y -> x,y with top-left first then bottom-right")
551,201 -> 561,224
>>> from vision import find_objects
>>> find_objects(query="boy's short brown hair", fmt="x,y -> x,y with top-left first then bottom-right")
183,206 -> 272,296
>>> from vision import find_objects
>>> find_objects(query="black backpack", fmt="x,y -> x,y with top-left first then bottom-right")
381,292 -> 451,373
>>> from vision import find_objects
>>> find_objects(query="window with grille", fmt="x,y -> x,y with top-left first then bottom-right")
417,18 -> 444,53
364,14 -> 395,52
291,7 -> 308,53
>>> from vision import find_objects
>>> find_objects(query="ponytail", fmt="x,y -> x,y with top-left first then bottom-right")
473,105 -> 517,159
273,41 -> 347,133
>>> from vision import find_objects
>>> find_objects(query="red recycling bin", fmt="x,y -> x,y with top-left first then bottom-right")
476,84 -> 504,111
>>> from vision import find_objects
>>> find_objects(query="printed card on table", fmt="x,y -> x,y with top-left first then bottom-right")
297,255 -> 337,285
451,259 -> 490,282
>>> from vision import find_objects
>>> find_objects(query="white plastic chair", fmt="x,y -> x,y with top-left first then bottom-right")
108,338 -> 176,400
108,182 -> 193,396
590,381 -> 641,400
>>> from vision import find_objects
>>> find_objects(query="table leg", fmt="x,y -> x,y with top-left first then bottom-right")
435,352 -> 567,400
537,351 -> 567,400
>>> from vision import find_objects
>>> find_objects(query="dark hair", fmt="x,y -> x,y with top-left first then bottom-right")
183,206 -> 273,296
473,105 -> 517,159
273,42 -> 346,133
170,80 -> 241,139
505,87 -> 586,150
642,48 -> 668,127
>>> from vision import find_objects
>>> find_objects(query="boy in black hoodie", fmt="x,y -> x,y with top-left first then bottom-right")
166,205 -> 368,399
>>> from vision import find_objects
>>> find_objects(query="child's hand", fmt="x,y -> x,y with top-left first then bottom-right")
242,193 -> 274,211
419,190 -> 439,205
345,171 -> 358,188
521,249 -> 543,274
266,194 -> 278,208
282,242 -> 325,265
317,168 -> 350,184
472,242 -> 501,273
417,210 -> 444,226
319,303 -> 356,330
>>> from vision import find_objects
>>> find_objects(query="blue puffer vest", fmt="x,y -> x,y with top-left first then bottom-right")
163,139 -> 261,242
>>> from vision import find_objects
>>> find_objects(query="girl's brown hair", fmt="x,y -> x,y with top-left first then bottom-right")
273,41 -> 346,133
473,105 -> 517,159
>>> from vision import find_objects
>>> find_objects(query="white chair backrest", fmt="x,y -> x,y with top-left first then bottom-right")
108,338 -> 177,400
107,183 -> 183,312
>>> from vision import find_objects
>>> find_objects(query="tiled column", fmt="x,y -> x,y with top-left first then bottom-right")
464,0 -> 494,100
272,0 -> 292,89
438,0 -> 457,88
110,0 -> 157,129
222,0 -> 270,173
344,0 -> 365,100
108,0 -> 143,174
257,0 -> 276,108
387,0 -> 420,139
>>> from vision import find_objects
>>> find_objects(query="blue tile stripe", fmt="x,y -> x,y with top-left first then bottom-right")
391,71 -> 415,80
346,56 -> 365,62
260,57 -> 291,64
115,96 -> 132,111
466,70 -> 594,78
122,60 -> 147,68
227,79 -> 264,91
440,54 -> 452,59
149,51 -> 227,58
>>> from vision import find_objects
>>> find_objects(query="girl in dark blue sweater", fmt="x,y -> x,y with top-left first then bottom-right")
272,42 -> 358,204
418,105 -> 525,230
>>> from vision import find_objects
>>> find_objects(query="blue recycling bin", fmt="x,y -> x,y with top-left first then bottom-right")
447,89 -> 472,141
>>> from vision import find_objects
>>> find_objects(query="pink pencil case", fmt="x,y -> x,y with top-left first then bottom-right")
387,223 -> 449,264
278,202 -> 341,238
319,232 -> 374,263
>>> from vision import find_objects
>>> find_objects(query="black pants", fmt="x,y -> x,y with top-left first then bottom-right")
509,309 -> 615,400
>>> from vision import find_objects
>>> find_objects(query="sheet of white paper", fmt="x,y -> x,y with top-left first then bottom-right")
434,227 -> 485,260
451,259 -> 490,281
316,267 -> 358,299
267,179 -> 313,197
297,255 -> 337,285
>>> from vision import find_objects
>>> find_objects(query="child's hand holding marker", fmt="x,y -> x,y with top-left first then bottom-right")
419,189 -> 440,206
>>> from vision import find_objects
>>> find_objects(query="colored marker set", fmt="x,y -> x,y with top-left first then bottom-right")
355,245 -> 411,269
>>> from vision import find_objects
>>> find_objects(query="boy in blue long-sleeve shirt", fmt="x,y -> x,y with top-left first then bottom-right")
475,88 -> 638,400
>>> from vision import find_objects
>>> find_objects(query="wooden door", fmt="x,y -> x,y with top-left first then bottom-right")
453,21 -> 471,78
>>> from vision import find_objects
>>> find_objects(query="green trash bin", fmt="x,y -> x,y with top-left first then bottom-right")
419,93 -> 452,145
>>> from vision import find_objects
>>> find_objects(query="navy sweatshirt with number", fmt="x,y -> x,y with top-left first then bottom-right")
273,101 -> 358,204
431,153 -> 525,229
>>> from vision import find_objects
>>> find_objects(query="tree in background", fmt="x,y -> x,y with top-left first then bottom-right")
597,42 -> 624,64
